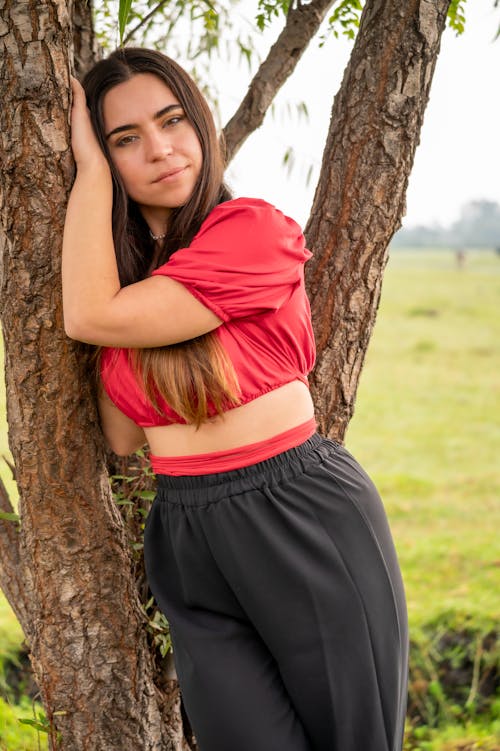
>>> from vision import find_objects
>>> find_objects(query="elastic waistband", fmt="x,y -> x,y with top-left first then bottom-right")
150,417 -> 317,476
155,432 -> 338,506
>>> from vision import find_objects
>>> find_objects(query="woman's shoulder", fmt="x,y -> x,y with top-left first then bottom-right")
211,196 -> 280,215
195,196 -> 304,243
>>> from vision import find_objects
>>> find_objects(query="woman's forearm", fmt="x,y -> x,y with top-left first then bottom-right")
62,162 -> 222,348
62,162 -> 120,340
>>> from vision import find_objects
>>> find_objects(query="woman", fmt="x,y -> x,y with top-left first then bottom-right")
63,47 -> 408,751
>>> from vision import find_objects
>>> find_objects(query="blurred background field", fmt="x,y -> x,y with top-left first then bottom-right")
0,247 -> 499,749
347,248 -> 500,628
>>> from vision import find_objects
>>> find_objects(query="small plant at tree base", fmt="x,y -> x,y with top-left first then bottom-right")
18,701 -> 65,746
141,596 -> 173,658
109,449 -> 173,659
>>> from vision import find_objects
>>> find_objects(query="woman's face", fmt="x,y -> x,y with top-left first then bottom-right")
102,73 -> 203,234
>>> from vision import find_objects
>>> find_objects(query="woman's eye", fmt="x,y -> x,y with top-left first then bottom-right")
163,115 -> 184,127
116,135 -> 137,147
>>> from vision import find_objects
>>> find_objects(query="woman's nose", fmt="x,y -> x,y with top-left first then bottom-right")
146,130 -> 174,161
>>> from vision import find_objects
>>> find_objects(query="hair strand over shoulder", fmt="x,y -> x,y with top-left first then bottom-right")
83,47 -> 240,425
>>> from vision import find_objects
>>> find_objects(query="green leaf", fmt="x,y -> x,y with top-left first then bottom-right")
137,490 -> 156,501
282,146 -> 295,177
255,0 -> 289,30
158,633 -> 173,656
297,101 -> 309,121
148,619 -> 165,631
18,718 -> 50,733
327,0 -> 364,41
0,511 -> 20,522
118,0 -> 134,45
447,0 -> 467,35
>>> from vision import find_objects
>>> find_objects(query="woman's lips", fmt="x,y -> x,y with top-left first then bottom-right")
153,167 -> 187,183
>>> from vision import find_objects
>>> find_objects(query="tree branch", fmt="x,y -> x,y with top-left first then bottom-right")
0,474 -> 33,639
223,0 -> 338,163
304,0 -> 452,438
123,0 -> 170,45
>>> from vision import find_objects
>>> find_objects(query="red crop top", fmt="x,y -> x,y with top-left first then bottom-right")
100,197 -> 316,427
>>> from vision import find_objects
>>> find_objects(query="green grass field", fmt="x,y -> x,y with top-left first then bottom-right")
346,249 -> 500,628
0,248 -> 499,749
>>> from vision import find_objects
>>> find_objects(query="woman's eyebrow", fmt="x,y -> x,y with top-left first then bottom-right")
105,103 -> 183,140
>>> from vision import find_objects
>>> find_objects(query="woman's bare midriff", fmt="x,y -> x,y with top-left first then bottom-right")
144,380 -> 315,457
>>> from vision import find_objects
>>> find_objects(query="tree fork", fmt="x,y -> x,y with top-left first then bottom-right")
305,0 -> 451,439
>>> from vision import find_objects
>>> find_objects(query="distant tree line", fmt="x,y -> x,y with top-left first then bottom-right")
392,199 -> 500,248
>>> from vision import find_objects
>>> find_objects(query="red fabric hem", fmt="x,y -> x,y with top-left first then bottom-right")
150,417 -> 317,476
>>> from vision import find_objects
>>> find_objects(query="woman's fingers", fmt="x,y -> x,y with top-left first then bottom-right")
70,75 -> 88,111
70,75 -> 84,93
69,75 -> 110,172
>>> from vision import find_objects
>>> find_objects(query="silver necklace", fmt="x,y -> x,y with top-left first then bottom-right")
149,229 -> 167,241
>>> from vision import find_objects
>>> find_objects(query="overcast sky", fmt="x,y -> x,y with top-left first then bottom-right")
215,0 -> 499,229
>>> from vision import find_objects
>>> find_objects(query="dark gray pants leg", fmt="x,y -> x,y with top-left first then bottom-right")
144,436 -> 408,751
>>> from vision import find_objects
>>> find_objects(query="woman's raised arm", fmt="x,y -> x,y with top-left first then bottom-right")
62,77 -> 222,348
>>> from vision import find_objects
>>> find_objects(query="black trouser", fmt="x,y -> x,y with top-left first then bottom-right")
144,434 -> 409,751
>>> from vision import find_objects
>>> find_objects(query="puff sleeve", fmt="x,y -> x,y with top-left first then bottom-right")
151,198 -> 312,322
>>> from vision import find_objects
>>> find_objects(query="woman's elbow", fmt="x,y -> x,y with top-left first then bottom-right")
97,391 -> 147,456
63,313 -> 103,345
101,422 -> 147,456
62,296 -> 105,342
104,435 -> 146,457
63,308 -> 90,342
63,317 -> 83,342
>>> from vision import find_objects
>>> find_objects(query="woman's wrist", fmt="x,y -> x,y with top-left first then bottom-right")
70,160 -> 113,200
74,156 -> 112,179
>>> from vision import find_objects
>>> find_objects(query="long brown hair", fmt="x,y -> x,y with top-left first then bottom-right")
82,48 -> 240,426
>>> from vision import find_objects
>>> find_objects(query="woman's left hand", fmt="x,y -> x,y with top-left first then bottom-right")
69,75 -> 110,172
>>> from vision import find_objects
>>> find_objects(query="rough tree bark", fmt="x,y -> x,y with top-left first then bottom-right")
305,0 -> 452,438
71,0 -> 102,77
0,475 -> 33,633
0,0 -> 451,748
0,2 -> 179,749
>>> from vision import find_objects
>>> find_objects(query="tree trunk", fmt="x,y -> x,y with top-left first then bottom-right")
0,2 -> 177,749
0,475 -> 34,634
305,0 -> 451,439
71,0 -> 102,78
